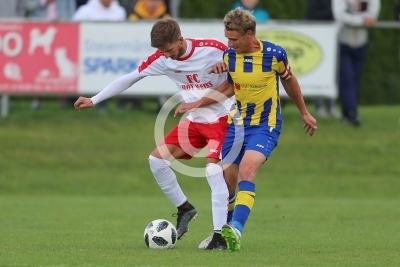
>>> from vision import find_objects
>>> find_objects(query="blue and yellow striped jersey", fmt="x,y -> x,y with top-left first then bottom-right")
224,39 -> 292,130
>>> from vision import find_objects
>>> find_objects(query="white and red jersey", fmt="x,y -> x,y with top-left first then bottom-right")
91,38 -> 233,123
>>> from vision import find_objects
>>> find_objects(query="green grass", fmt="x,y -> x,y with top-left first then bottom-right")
0,100 -> 399,266
1,196 -> 399,267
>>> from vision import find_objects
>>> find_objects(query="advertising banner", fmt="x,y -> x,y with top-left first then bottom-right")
0,21 -> 339,98
257,23 -> 339,98
0,22 -> 79,94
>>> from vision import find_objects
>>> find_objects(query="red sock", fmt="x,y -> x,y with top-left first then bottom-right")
178,201 -> 190,210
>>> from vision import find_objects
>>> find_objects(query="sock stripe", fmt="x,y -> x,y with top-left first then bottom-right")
232,181 -> 256,234
236,191 -> 255,210
238,180 -> 255,192
239,190 -> 255,197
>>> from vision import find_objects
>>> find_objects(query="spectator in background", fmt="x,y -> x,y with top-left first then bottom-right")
165,0 -> 180,18
332,0 -> 381,126
76,0 -> 88,9
27,0 -> 76,21
395,0 -> 400,21
123,0 -> 171,111
73,0 -> 126,113
0,0 -> 30,18
124,0 -> 179,18
127,0 -> 171,21
305,0 -> 341,119
232,0 -> 270,23
73,0 -> 126,21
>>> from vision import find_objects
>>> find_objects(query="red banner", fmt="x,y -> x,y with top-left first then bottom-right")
0,22 -> 79,94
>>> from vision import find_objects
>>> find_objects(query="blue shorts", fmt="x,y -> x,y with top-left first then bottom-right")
221,125 -> 280,165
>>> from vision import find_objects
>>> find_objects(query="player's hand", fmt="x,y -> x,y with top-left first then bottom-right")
174,102 -> 198,117
208,62 -> 227,75
302,111 -> 317,136
74,96 -> 94,112
364,17 -> 376,27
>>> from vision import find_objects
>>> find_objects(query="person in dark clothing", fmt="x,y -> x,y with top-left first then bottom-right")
395,0 -> 400,21
76,0 -> 88,9
305,0 -> 333,21
305,0 -> 340,119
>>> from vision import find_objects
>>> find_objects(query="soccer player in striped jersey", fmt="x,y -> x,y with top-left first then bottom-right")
175,8 -> 317,251
74,19 -> 233,250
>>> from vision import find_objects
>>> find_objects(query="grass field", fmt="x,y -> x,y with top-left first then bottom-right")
0,100 -> 399,266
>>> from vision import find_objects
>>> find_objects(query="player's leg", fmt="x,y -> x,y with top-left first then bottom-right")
148,119 -> 203,240
149,144 -> 198,240
222,127 -> 280,251
198,163 -> 239,249
149,144 -> 189,210
202,157 -> 228,250
196,116 -> 230,250
216,124 -> 245,251
221,150 -> 265,252
224,163 -> 239,224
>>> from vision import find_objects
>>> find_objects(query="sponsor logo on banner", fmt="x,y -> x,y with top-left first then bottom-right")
0,23 -> 79,93
257,30 -> 322,76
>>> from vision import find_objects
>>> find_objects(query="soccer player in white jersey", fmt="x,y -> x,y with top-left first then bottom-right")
74,19 -> 231,250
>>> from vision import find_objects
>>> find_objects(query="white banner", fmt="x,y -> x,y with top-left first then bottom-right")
79,21 -> 339,98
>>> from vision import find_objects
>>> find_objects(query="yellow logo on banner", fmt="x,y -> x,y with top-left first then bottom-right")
257,30 -> 322,76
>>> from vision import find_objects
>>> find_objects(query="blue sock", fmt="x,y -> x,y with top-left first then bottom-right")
232,180 -> 255,234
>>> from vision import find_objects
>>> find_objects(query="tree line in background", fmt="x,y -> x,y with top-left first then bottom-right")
179,0 -> 400,105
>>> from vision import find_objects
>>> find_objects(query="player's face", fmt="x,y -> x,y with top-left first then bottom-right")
100,0 -> 112,8
159,37 -> 185,60
225,29 -> 252,54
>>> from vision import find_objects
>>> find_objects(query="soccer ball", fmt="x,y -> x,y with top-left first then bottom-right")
143,219 -> 177,249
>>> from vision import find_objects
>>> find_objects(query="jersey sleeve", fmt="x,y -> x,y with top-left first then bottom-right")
274,46 -> 292,80
90,50 -> 165,105
91,69 -> 144,105
137,50 -> 166,76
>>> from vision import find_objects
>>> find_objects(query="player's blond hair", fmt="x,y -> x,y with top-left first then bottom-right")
150,19 -> 181,48
223,7 -> 256,35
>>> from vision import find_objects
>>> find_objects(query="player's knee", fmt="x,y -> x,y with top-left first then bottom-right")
238,164 -> 256,181
148,155 -> 168,174
205,163 -> 223,177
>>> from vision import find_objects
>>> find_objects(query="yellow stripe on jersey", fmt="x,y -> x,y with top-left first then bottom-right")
224,39 -> 291,129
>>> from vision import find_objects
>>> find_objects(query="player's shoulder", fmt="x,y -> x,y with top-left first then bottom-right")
138,50 -> 164,72
260,40 -> 288,59
189,38 -> 227,51
260,40 -> 285,53
223,46 -> 235,56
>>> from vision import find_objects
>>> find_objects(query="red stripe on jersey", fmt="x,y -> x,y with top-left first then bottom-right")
178,39 -> 227,61
191,39 -> 227,51
138,50 -> 164,72
281,73 -> 291,80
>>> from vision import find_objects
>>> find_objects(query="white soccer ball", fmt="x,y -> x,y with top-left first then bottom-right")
143,219 -> 177,249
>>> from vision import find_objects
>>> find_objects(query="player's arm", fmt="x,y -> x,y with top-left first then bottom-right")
174,80 -> 234,117
332,0 -> 380,27
75,50 -> 165,112
280,75 -> 317,136
74,70 -> 143,112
